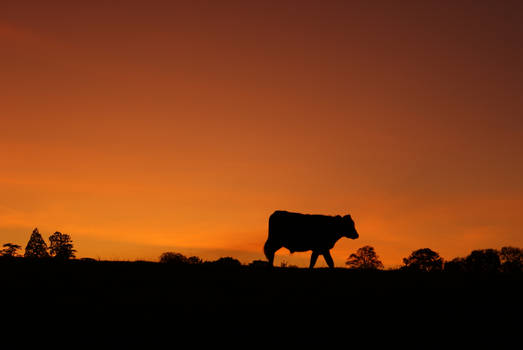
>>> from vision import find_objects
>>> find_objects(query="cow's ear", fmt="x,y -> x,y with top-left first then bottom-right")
343,214 -> 352,220
335,215 -> 342,220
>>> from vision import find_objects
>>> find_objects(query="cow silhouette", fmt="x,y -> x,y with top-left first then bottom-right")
264,210 -> 359,268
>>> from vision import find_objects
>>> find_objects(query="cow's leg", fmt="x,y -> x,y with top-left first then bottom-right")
264,240 -> 278,267
309,251 -> 319,269
266,250 -> 275,267
323,250 -> 334,269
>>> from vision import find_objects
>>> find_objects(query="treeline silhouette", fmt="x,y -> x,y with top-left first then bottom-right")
159,252 -> 242,267
2,228 -> 76,260
2,228 -> 522,339
2,227 -> 522,273
157,245 -> 522,273
347,245 -> 523,273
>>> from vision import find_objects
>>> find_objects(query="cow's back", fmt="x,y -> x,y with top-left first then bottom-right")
268,211 -> 338,252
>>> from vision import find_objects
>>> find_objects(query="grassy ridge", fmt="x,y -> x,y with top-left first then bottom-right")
1,258 -> 521,337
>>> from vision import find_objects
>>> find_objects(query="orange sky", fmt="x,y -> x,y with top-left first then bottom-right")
1,1 -> 522,267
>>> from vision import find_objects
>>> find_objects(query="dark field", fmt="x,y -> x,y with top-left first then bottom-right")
2,259 -> 521,340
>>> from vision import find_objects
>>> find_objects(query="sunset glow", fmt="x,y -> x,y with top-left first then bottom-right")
2,1 -> 522,267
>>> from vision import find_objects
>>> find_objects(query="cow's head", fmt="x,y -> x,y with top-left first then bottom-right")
338,214 -> 359,239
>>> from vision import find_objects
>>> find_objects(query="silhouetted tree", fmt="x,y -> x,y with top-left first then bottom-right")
402,248 -> 443,272
345,245 -> 384,270
444,257 -> 467,272
1,243 -> 22,258
212,257 -> 242,267
159,252 -> 188,264
499,246 -> 523,273
249,260 -> 270,268
186,256 -> 203,265
466,249 -> 501,273
49,232 -> 76,260
24,228 -> 49,258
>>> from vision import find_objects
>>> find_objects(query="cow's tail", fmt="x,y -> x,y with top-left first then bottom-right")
263,239 -> 270,260
263,239 -> 275,267
264,214 -> 276,266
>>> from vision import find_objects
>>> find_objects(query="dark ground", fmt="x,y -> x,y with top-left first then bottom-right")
2,258 -> 521,342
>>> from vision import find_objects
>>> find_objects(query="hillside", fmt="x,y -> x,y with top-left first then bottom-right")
2,258 -> 521,332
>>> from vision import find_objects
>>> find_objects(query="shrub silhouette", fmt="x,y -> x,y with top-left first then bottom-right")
49,232 -> 76,260
444,257 -> 467,272
402,248 -> 443,272
346,245 -> 384,270
466,249 -> 501,273
159,252 -> 203,265
159,252 -> 188,264
279,260 -> 298,268
24,228 -> 49,258
186,256 -> 203,265
211,257 -> 242,267
1,243 -> 22,258
499,246 -> 523,273
249,260 -> 270,268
